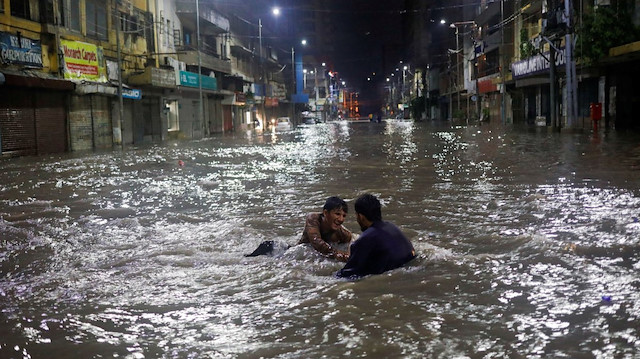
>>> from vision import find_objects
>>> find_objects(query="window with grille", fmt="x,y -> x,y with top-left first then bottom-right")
173,29 -> 182,47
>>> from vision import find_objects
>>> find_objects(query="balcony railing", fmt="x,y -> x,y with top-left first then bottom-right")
175,3 -> 230,34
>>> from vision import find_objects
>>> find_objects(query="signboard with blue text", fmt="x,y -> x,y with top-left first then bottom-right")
122,88 -> 142,100
511,48 -> 566,79
0,32 -> 42,67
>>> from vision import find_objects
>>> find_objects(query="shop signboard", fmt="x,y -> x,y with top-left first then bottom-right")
60,39 -> 107,82
235,92 -> 246,104
511,48 -> 565,79
178,70 -> 217,90
272,83 -> 287,100
122,88 -> 142,100
0,32 -> 42,67
265,97 -> 278,107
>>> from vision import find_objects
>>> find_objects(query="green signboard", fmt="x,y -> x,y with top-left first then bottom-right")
178,70 -> 217,90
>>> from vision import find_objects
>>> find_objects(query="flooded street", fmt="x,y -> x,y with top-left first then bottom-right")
1,120 -> 639,358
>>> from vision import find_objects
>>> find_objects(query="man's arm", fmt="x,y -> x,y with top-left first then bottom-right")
336,226 -> 353,244
304,214 -> 349,261
336,237 -> 373,278
329,226 -> 352,262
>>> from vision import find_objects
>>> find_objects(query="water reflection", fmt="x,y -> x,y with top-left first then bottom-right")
1,121 -> 639,358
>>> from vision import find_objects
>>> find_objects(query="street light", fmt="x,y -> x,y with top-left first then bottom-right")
289,39 -> 307,123
303,68 -> 308,89
399,64 -> 412,117
257,7 -> 283,129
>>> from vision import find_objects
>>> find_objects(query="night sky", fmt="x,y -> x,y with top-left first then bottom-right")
238,0 -> 404,115
328,1 -> 405,114
247,0 -> 406,115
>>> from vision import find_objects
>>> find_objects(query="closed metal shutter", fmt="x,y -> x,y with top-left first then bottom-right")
35,91 -> 67,154
0,89 -> 36,156
0,89 -> 67,156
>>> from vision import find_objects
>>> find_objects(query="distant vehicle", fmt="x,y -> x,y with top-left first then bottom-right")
275,117 -> 292,131
302,116 -> 321,125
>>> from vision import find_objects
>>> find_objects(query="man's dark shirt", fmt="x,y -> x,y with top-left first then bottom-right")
336,220 -> 415,278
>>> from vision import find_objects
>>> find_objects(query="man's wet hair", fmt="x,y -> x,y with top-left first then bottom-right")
354,193 -> 382,222
323,196 -> 348,213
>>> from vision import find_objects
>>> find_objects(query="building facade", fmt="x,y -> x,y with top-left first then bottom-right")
404,0 -> 640,130
0,0 -> 295,158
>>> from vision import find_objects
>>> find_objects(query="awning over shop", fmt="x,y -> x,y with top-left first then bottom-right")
0,70 -> 74,90
75,82 -> 142,99
515,76 -> 550,88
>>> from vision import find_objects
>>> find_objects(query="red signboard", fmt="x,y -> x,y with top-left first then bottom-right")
265,97 -> 279,107
478,79 -> 498,94
235,92 -> 246,103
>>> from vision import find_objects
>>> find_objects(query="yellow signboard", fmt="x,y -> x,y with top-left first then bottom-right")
60,39 -> 107,82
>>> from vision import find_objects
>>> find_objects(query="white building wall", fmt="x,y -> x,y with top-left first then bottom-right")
153,0 -> 182,63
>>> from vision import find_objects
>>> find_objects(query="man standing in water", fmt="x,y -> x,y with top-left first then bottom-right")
298,196 -> 353,262
336,193 -> 415,278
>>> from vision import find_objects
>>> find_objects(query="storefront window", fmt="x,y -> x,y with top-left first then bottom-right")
166,100 -> 179,132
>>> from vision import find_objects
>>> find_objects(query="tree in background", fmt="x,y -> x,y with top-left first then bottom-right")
577,2 -> 640,64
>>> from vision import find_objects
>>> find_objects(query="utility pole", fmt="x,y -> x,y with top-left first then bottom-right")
456,30 -> 461,113
450,21 -> 477,121
259,18 -> 266,129
564,0 -> 578,127
425,65 -> 430,120
500,0 -> 506,125
323,65 -> 329,121
116,9 -> 124,147
448,54 -> 453,121
314,66 -> 319,115
291,47 -> 295,123
196,0 -> 204,136
474,37 -> 480,122
550,43 -> 558,128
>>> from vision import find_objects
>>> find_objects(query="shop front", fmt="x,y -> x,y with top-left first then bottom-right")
0,32 -> 74,156
0,72 -> 73,156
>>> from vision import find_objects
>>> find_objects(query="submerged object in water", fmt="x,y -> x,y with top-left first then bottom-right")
245,240 -> 275,257
245,240 -> 292,257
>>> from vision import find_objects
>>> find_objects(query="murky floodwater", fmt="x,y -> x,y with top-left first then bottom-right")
1,120 -> 639,358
